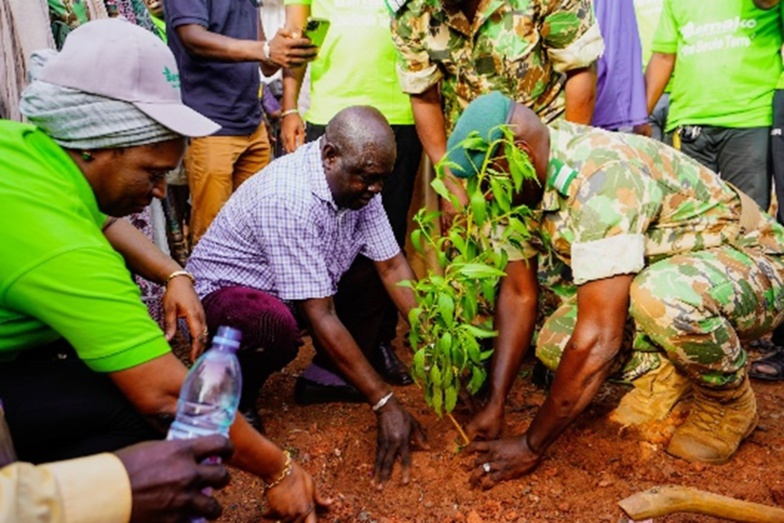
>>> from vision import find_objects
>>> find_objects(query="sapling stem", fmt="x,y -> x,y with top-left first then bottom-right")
447,412 -> 470,446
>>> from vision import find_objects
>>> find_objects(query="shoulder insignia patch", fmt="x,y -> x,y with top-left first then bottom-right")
547,158 -> 578,196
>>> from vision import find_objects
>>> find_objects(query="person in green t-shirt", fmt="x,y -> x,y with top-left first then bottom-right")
749,0 -> 784,381
634,0 -> 672,142
0,19 -> 328,521
645,0 -> 782,210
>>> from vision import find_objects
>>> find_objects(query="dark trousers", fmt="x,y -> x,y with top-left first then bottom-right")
649,93 -> 670,144
771,90 -> 784,225
0,341 -> 159,464
305,123 -> 422,345
677,125 -> 772,210
203,286 -> 303,409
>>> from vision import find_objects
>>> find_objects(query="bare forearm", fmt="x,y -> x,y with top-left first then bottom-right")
227,416 -> 289,483
486,291 -> 538,408
306,311 -> 389,404
376,253 -> 418,318
282,66 -> 307,111
645,53 -> 676,115
177,24 -> 264,62
104,219 -> 181,284
410,87 -> 448,165
564,67 -> 596,124
753,0 -> 779,8
525,338 -> 616,455
525,276 -> 631,455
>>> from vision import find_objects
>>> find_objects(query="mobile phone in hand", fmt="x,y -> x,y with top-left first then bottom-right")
303,17 -> 330,47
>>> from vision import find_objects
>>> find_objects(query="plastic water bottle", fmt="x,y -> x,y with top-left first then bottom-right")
167,326 -> 243,522
168,326 -> 243,440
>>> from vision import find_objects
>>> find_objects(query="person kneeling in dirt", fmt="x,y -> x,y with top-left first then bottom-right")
447,92 -> 784,488
187,106 -> 427,485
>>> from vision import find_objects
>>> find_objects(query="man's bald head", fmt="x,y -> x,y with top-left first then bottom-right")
324,106 -> 396,167
321,106 -> 397,209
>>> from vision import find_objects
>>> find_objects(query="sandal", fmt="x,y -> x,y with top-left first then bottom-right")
749,348 -> 784,381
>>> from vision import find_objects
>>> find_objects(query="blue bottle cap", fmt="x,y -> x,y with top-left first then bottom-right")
213,326 -> 242,350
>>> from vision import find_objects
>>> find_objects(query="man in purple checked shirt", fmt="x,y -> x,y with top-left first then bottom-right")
187,106 -> 427,485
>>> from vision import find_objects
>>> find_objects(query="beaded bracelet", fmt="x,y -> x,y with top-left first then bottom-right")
163,270 -> 195,286
264,450 -> 293,492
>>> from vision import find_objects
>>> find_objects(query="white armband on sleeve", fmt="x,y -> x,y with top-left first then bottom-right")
549,23 -> 605,73
397,63 -> 443,95
571,234 -> 645,285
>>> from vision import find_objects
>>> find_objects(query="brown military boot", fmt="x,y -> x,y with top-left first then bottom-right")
609,358 -> 691,426
666,375 -> 758,464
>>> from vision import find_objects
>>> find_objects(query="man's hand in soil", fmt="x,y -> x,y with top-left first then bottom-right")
466,434 -> 541,490
373,396 -> 428,486
465,400 -> 504,442
114,435 -> 233,523
264,462 -> 332,523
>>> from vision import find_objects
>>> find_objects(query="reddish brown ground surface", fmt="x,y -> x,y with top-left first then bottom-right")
213,336 -> 784,523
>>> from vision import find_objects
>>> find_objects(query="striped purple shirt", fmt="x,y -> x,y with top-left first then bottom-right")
187,140 -> 400,301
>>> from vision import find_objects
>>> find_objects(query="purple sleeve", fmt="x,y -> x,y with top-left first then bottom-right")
165,0 -> 209,28
261,85 -> 281,115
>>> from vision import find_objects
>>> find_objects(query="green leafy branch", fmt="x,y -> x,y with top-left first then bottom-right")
402,125 -> 538,438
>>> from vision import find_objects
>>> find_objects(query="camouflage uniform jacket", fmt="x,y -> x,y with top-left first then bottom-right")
511,121 -> 784,285
391,0 -> 603,131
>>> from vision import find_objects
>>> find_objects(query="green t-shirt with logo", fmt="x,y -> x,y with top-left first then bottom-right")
284,0 -> 413,125
778,2 -> 784,89
0,121 -> 171,372
652,0 -> 782,130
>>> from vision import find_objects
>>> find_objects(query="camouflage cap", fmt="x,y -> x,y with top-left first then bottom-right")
445,92 -> 514,178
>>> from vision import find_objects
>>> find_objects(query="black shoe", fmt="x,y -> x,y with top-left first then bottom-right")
371,342 -> 414,386
240,407 -> 265,433
294,377 -> 366,405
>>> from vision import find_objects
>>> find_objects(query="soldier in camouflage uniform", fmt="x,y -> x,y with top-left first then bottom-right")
390,0 -> 604,224
447,93 -> 782,488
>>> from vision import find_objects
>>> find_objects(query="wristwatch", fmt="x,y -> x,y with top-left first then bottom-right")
262,40 -> 273,66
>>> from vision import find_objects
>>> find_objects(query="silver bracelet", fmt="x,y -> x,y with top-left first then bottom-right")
372,392 -> 394,412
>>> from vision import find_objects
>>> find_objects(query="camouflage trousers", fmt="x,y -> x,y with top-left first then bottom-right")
535,245 -> 784,388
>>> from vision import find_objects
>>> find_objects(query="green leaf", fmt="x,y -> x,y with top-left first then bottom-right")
480,349 -> 494,361
481,280 -> 496,303
467,338 -> 481,363
410,229 -> 424,256
437,250 -> 448,269
430,177 -> 452,200
489,177 -> 511,213
432,387 -> 443,416
448,230 -> 466,254
451,342 -> 466,369
439,330 -> 453,355
445,386 -> 458,413
470,190 -> 487,226
467,366 -> 487,394
430,364 -> 442,387
457,263 -> 506,279
413,349 -> 426,380
437,294 -> 454,328
463,324 -> 498,339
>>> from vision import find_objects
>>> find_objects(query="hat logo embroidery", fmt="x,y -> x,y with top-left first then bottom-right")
163,66 -> 180,89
